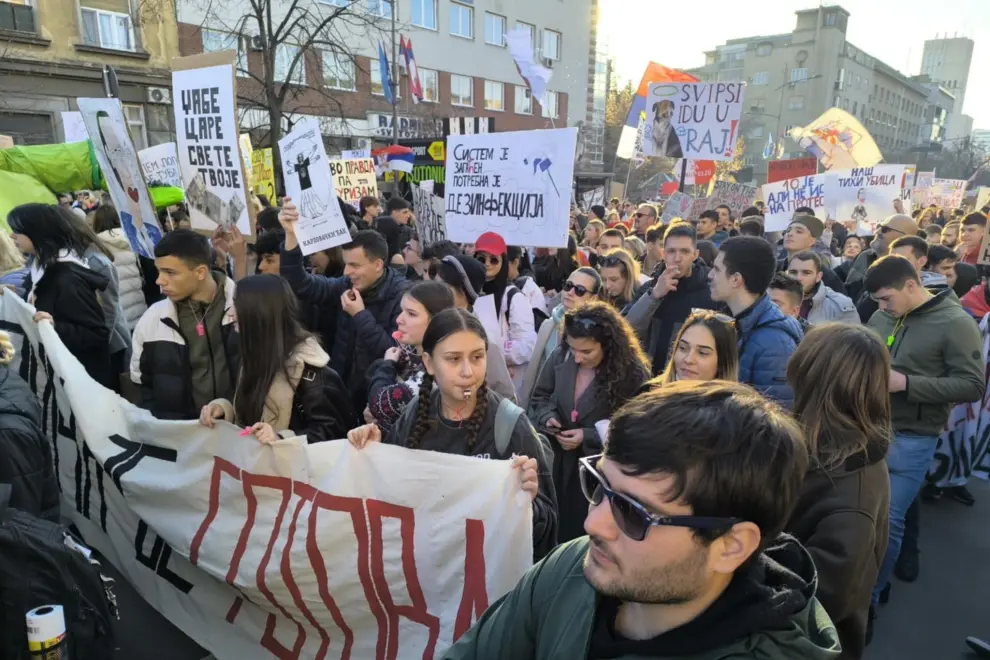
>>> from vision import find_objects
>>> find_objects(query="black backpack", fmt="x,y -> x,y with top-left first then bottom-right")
0,485 -> 116,660
508,279 -> 550,328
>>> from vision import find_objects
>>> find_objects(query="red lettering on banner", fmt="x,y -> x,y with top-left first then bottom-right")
190,456 -> 240,566
366,499 -> 441,659
453,519 -> 489,641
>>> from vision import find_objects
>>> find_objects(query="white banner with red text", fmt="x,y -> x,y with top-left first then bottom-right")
0,293 -> 533,660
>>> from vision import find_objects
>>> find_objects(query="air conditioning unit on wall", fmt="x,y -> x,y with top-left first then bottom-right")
147,87 -> 172,104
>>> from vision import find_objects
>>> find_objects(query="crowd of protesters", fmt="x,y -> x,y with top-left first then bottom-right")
2,184 -> 990,659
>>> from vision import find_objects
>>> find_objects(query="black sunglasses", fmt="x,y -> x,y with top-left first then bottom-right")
563,280 -> 594,296
635,212 -> 654,219
579,454 -> 741,542
475,254 -> 501,266
599,255 -> 627,270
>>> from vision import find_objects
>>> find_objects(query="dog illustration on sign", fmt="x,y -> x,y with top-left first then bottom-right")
651,100 -> 684,158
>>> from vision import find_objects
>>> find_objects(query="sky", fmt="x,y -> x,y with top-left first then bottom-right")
602,0 -> 989,129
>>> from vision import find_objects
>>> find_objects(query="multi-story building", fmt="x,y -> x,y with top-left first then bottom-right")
974,129 -> 990,152
919,35 -> 974,140
686,5 -> 932,183
176,0 -> 601,162
0,0 -> 179,145
913,75 -> 955,144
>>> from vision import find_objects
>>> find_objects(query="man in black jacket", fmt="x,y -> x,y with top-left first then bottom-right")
279,201 -> 409,412
626,224 -> 718,375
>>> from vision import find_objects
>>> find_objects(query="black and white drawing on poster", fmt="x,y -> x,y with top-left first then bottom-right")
76,98 -> 163,259
172,63 -> 251,234
278,118 -> 351,255
412,180 -> 446,247
644,83 -> 745,161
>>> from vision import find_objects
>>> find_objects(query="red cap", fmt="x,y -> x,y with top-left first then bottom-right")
474,231 -> 507,256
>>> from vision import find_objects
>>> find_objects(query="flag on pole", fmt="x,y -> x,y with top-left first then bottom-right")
401,35 -> 424,104
372,144 -> 415,173
616,63 -> 698,160
763,133 -> 774,160
377,40 -> 395,106
505,26 -> 552,101
397,36 -> 409,74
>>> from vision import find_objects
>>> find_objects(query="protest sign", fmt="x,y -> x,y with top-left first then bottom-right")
77,98 -> 163,258
912,171 -> 935,206
412,180 -> 446,247
831,165 -> 905,235
901,165 -> 917,190
329,158 -> 379,209
788,107 -> 882,171
251,148 -> 275,201
707,180 -> 758,218
976,187 -> 990,212
172,52 -> 252,235
690,196 -> 710,220
767,157 -> 817,184
673,160 -> 715,187
138,143 -> 182,188
927,178 -> 967,209
279,118 -> 351,255
61,111 -> 89,143
581,186 -> 605,209
761,174 -> 830,232
444,127 -> 577,247
643,82 -> 745,161
0,292 -> 532,660
342,148 -> 370,160
661,192 -> 694,223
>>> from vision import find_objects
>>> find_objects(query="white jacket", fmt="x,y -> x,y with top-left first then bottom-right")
474,288 -> 537,394
98,228 -> 147,332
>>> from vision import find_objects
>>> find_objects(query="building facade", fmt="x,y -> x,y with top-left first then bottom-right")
914,76 -> 955,144
0,0 -> 179,146
974,129 -> 990,152
920,36 -> 974,141
176,0 -> 598,157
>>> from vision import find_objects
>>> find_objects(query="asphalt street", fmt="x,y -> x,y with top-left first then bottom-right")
107,480 -> 990,660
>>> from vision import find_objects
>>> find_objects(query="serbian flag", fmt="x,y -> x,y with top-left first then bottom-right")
400,35 -> 424,103
616,63 -> 697,160
372,144 -> 415,173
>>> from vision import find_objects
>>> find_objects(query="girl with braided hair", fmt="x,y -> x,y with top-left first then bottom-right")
348,308 -> 558,559
528,300 -> 650,542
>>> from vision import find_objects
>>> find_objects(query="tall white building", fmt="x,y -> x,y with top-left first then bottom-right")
919,36 -> 974,141
974,129 -> 990,152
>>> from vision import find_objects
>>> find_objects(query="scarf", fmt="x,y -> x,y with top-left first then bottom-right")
28,250 -> 89,303
361,271 -> 389,302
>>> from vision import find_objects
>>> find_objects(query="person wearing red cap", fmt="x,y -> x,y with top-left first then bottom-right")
472,231 -> 537,396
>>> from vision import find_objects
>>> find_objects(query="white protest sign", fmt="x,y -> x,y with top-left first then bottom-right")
76,98 -> 163,258
444,127 -> 577,248
580,186 -> 605,210
644,82 -> 745,161
761,174 -> 831,232
413,180 -> 447,247
661,191 -> 693,223
172,62 -> 251,234
279,118 -> 351,255
0,292 -> 533,660
342,148 -> 371,160
138,143 -> 182,188
912,171 -> 935,206
927,178 -> 967,209
976,187 -> 990,212
831,165 -> 905,235
329,158 -> 379,209
62,111 -> 89,143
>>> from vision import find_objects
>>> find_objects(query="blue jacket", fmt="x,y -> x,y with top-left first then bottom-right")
736,294 -> 803,408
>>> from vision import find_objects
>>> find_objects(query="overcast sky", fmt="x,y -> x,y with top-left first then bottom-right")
602,0 -> 988,129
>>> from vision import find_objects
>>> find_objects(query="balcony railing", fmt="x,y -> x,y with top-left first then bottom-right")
0,1 -> 36,33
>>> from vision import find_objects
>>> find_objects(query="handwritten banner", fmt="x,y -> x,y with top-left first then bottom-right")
0,292 -> 532,660
707,180 -> 757,218
139,143 -> 182,189
767,157 -> 818,184
412,181 -> 447,248
251,148 -> 275,201
661,191 -> 694,223
644,83 -> 745,161
927,178 -> 967,209
329,158 -> 378,209
761,174 -> 830,232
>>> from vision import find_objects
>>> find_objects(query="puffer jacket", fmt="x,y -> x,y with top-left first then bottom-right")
98,228 -> 147,331
736,294 -> 803,408
81,245 -> 130,357
806,284 -> 859,326
0,367 -> 59,521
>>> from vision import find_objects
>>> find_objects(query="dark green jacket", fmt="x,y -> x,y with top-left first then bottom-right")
867,289 -> 985,436
443,536 -> 841,660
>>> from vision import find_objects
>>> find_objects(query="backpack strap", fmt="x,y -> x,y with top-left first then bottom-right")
0,483 -> 11,517
494,397 -> 525,456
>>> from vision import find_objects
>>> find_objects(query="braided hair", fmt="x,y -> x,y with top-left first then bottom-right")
563,300 -> 650,414
406,308 -> 490,450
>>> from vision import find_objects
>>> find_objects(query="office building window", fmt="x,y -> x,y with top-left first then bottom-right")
514,85 -> 532,114
752,71 -> 769,86
515,21 -> 535,49
852,100 -> 857,115
450,2 -> 473,38
484,80 -> 504,110
788,96 -> 804,110
274,44 -> 304,84
484,13 -> 505,46
748,125 -> 764,139
825,12 -> 836,26
541,90 -> 559,118
419,68 -> 438,102
202,29 -> 246,74
322,52 -> 355,91
411,0 -> 436,29
123,104 -> 148,151
451,74 -> 473,106
756,43 -> 772,57
367,0 -> 392,19
542,29 -> 560,60
790,68 -> 808,82
80,7 -> 133,51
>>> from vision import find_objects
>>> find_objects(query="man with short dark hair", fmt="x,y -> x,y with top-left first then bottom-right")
927,244 -> 959,289
778,213 -> 848,295
787,251 -> 858,325
627,224 -> 717,375
597,228 -> 625,255
632,204 -> 658,241
863,255 -> 983,631
280,203 -> 408,411
695,209 -> 724,245
941,221 -> 961,249
709,237 -> 802,406
739,217 -> 764,237
357,195 -> 380,231
131,230 -> 239,420
845,213 -> 919,302
714,204 -> 733,234
444,381 -> 839,660
767,272 -> 811,334
957,212 -> 987,266
643,225 -> 665,274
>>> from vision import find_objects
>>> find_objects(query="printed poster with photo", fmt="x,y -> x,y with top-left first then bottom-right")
443,127 -> 577,248
76,98 -> 162,259
278,118 -> 351,255
172,53 -> 252,235
643,83 -> 745,161
831,164 -> 905,235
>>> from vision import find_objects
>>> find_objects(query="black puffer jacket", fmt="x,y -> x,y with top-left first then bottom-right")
287,364 -> 354,443
0,368 -> 59,521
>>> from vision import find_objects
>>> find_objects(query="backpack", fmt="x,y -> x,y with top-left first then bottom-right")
493,397 -> 553,466
508,280 -> 550,329
0,485 -> 116,660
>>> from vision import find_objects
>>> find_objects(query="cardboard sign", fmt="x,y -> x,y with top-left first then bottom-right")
250,148 -> 275,201
927,178 -> 967,209
138,143 -> 182,189
580,186 -> 605,209
329,158 -> 378,209
412,180 -> 446,247
761,175 -> 830,232
912,171 -> 935,206
767,157 -> 818,184
831,165 -> 905,235
76,98 -> 163,258
61,111 -> 89,143
661,192 -> 694,223
643,82 -> 745,161
279,118 -> 351,254
707,180 -> 758,218
444,127 -> 577,247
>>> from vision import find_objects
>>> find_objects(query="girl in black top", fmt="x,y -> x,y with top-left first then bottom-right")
349,308 -> 558,558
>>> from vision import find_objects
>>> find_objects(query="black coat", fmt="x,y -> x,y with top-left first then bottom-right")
25,262 -> 113,389
287,364 -> 354,443
0,368 -> 59,521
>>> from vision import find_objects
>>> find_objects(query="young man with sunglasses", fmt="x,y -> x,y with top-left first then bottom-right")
844,213 -> 918,304
444,381 -> 840,660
